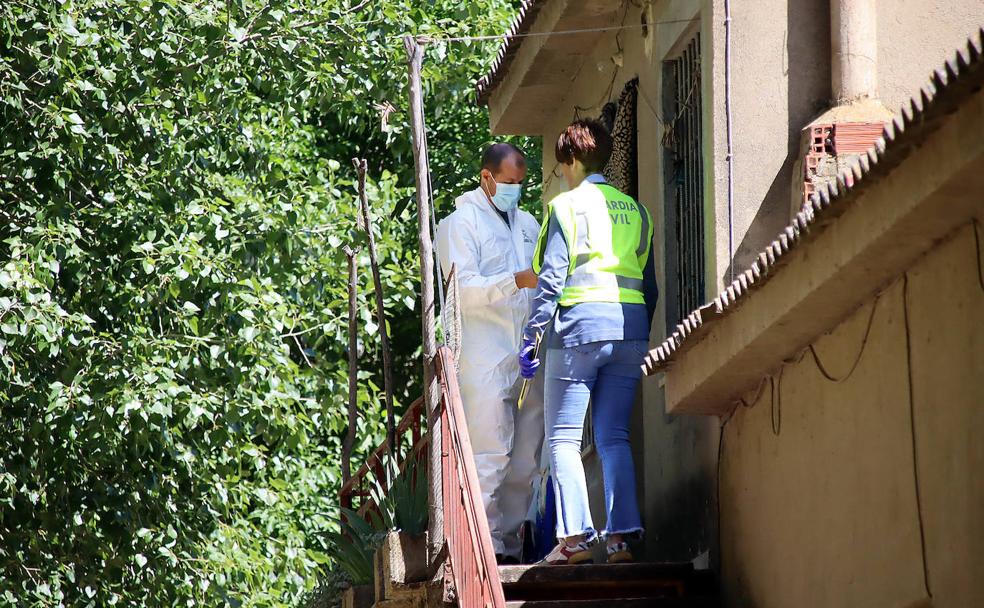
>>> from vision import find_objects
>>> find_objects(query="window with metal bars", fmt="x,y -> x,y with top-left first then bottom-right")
662,32 -> 705,334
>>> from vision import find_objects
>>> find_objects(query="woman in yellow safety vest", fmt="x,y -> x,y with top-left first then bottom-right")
519,119 -> 657,565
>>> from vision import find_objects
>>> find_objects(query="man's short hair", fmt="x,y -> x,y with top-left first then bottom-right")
481,142 -> 526,173
554,119 -> 612,173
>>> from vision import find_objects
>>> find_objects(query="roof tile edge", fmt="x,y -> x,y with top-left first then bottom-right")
475,0 -> 546,105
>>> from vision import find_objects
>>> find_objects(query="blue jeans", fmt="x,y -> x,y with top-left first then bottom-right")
544,339 -> 646,541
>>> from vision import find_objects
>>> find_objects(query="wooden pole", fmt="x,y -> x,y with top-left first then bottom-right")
353,158 -> 397,457
404,34 -> 443,562
341,246 -> 359,486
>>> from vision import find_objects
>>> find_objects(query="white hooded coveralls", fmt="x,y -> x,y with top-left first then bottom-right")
436,187 -> 545,558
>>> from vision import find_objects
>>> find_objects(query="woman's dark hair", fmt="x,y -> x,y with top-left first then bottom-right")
554,119 -> 612,172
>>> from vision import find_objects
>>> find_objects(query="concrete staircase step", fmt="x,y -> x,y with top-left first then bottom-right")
505,598 -> 719,608
499,562 -> 717,604
500,562 -> 695,586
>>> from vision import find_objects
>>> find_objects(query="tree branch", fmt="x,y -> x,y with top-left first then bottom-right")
353,157 -> 396,453
341,245 -> 360,484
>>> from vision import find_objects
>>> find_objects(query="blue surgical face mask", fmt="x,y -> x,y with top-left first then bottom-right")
489,180 -> 522,212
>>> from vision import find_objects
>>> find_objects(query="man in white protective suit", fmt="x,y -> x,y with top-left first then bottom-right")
436,143 -> 544,564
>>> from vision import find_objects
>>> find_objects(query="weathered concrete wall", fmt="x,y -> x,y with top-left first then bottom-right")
877,1 -> 984,114
537,0 -> 828,289
717,0 -> 984,285
522,0 -> 984,294
719,224 -> 984,607
708,0 -> 831,285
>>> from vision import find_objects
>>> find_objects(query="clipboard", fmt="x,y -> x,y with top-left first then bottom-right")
517,332 -> 542,410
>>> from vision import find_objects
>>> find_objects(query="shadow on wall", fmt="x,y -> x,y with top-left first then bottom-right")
645,466 -> 716,563
725,0 -> 831,281
640,403 -> 719,565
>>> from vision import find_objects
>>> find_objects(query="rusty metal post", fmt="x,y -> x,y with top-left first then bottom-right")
404,34 -> 443,563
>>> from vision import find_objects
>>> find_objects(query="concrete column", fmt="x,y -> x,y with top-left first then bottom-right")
796,0 -> 891,218
831,0 -> 879,103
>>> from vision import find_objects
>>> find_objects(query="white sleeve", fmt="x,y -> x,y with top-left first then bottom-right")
437,211 -> 518,309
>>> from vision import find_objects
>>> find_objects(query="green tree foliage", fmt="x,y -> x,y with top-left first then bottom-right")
0,0 -> 538,605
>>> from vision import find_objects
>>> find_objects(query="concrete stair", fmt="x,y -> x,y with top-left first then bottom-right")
505,602 -> 716,608
499,562 -> 718,608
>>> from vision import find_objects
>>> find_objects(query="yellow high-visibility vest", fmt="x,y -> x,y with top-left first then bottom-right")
533,181 -> 653,306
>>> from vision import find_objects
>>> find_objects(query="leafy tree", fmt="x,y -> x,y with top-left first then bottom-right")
0,0 -> 538,605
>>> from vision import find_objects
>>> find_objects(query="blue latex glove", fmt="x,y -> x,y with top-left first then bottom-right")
518,336 -> 540,379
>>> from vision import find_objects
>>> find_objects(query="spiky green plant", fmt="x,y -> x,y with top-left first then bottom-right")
324,455 -> 427,589
325,509 -> 386,586
371,455 -> 428,536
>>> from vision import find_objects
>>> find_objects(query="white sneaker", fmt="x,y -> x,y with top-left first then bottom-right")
540,541 -> 593,565
606,541 -> 633,563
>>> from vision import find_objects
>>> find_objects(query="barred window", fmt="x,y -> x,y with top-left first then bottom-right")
662,32 -> 705,333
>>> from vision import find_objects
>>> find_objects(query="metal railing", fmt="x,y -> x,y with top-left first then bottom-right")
337,347 -> 504,607
435,346 -> 506,608
339,397 -> 427,518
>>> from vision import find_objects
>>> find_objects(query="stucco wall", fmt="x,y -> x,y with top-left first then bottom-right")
512,0 -> 984,297
714,1 -> 984,287
877,1 -> 984,114
719,224 -> 984,608
717,0 -> 984,283
708,0 -> 830,284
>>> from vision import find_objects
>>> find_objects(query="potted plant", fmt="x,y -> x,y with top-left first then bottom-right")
313,454 -> 428,608
369,455 -> 429,602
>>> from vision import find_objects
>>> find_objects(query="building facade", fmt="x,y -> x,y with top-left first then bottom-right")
477,1 -> 984,606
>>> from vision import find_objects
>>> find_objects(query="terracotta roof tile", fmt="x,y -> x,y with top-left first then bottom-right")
643,27 -> 984,376
475,0 -> 547,105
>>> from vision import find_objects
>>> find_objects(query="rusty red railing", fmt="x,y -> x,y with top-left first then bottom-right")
337,346 -> 504,607
339,397 -> 427,517
435,347 -> 506,608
